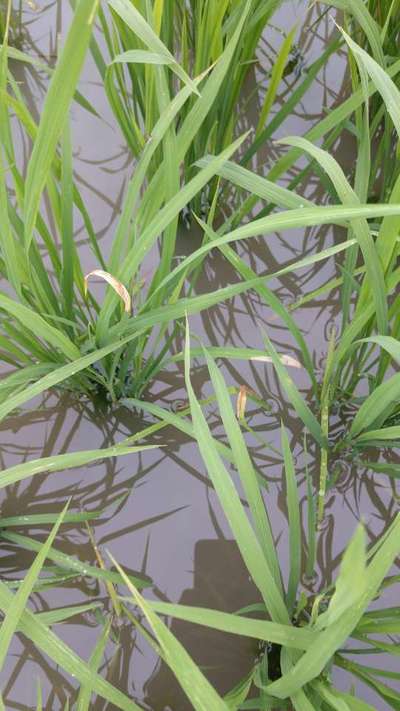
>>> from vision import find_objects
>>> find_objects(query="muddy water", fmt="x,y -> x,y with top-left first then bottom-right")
1,2 -> 399,709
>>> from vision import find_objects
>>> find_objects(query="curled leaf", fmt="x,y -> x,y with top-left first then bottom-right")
84,270 -> 131,313
236,385 -> 260,420
236,385 -> 249,420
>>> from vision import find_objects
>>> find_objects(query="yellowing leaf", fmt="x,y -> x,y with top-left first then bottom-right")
84,270 -> 131,313
250,354 -> 301,368
236,385 -> 249,420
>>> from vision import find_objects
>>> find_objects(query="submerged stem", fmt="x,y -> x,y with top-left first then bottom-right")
318,391 -> 330,524
318,326 -> 336,523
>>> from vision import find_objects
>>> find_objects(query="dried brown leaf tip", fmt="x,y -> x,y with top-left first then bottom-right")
237,385 -> 252,420
250,354 -> 301,368
84,269 -> 131,314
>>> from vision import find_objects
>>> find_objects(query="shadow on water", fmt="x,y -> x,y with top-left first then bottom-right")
1,1 -> 399,709
143,540 -> 259,711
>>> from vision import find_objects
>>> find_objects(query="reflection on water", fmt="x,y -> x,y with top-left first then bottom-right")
1,1 -> 399,710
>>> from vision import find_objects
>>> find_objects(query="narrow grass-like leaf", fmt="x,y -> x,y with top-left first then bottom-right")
357,335 -> 400,366
1,530 -> 149,589
281,424 -> 301,614
76,618 -> 112,711
266,516 -> 400,699
112,49 -> 173,65
256,24 -> 297,137
328,0 -> 384,64
0,275 -> 306,421
0,502 -> 69,670
108,0 -> 199,94
146,601 -> 317,650
355,426 -> 400,445
0,580 -> 139,710
350,372 -> 400,438
184,326 -> 289,624
0,293 -> 80,361
262,332 -> 325,447
0,445 -> 155,489
149,202 -> 400,305
340,27 -> 400,137
24,0 -> 99,251
61,118 -> 74,322
37,603 -> 101,626
204,347 -> 283,593
279,135 -> 387,334
97,132 -> 250,337
110,555 -> 230,711
315,525 -> 366,630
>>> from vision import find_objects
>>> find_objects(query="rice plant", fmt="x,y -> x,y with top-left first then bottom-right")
157,11 -> 400,514
91,0 -> 294,211
115,339 -> 400,710
1,0 -> 400,708
278,21 -> 400,479
2,0 -> 399,413
0,0 -> 270,404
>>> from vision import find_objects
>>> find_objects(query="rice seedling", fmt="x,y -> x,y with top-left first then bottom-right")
114,338 -> 400,710
283,24 -> 400,458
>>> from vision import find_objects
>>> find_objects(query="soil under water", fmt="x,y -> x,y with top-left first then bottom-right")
0,2 -> 399,709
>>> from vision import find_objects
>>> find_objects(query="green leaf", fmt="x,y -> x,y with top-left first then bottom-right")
0,292 -> 80,361
281,424 -> 301,614
340,27 -> 400,137
357,335 -> 400,366
265,516 -> 400,699
0,579 -> 139,709
76,618 -> 112,710
279,135 -> 387,334
0,502 -> 69,670
37,603 -> 101,626
146,600 -> 317,650
0,444 -> 155,489
184,325 -> 289,624
108,0 -> 199,95
327,0 -> 384,65
355,426 -> 400,445
1,530 -> 149,590
256,24 -> 297,137
0,274 -> 309,421
203,347 -> 283,594
350,372 -> 400,438
315,525 -> 366,630
112,49 -> 173,65
262,332 -> 325,447
110,555 -> 230,711
24,0 -> 99,251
